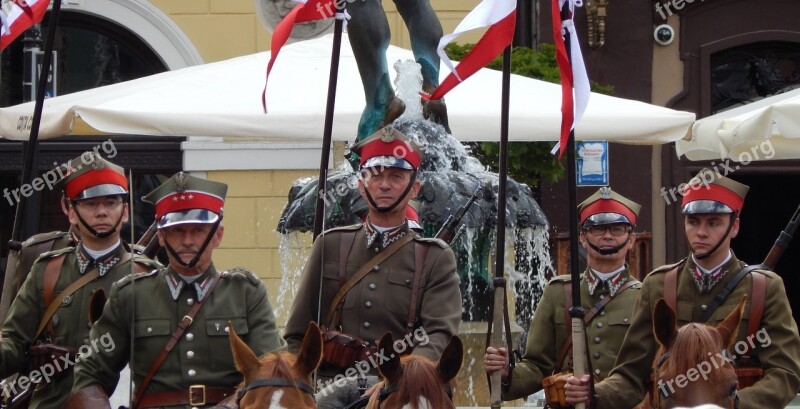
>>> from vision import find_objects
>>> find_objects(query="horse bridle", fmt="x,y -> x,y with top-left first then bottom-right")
373,382 -> 454,406
652,351 -> 740,409
236,377 -> 316,405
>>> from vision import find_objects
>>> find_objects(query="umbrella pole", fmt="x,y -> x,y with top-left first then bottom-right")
560,2 -> 588,408
312,6 -> 346,240
1,0 -> 63,322
489,44 -> 513,409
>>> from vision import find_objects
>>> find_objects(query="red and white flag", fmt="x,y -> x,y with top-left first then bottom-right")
551,0 -> 590,159
425,0 -> 516,101
1,0 -> 51,51
262,0 -> 337,112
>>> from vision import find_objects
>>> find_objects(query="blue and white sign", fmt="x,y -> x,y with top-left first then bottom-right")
576,141 -> 609,186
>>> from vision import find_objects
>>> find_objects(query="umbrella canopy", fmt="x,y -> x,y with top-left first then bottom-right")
0,33 -> 694,143
677,88 -> 800,161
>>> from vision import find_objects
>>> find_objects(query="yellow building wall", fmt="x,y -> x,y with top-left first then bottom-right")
150,0 -> 484,62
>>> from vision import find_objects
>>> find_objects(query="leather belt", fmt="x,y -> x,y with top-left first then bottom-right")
137,385 -> 236,408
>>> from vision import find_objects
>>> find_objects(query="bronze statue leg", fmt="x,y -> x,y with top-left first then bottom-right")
347,0 -> 405,142
394,0 -> 450,132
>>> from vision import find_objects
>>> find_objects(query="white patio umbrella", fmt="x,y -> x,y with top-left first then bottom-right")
676,88 -> 800,161
0,33 -> 694,144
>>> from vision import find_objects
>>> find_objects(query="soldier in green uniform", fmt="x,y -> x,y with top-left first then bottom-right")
65,172 -> 286,408
565,169 -> 800,408
0,152 -> 152,409
484,187 -> 642,403
284,125 -> 461,408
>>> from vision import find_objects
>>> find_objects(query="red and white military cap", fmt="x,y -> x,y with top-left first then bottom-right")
578,187 -> 641,227
350,125 -> 423,171
56,152 -> 128,200
142,172 -> 227,228
681,168 -> 748,214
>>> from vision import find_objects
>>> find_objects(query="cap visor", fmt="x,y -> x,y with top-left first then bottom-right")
583,212 -> 631,226
362,156 -> 413,170
74,184 -> 128,200
158,209 -> 220,228
682,200 -> 733,214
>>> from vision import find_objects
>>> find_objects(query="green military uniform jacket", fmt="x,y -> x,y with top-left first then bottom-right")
0,243 -> 151,409
284,222 -> 461,377
71,263 -> 286,408
13,229 -> 77,296
504,268 -> 640,400
596,254 -> 800,408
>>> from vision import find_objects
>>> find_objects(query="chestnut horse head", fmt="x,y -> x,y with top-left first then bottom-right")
650,297 -> 746,409
366,332 -> 462,409
230,321 -> 322,409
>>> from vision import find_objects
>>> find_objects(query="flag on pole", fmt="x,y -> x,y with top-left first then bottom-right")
551,0 -> 590,159
262,0 -> 338,112
425,0 -> 516,101
0,0 -> 50,51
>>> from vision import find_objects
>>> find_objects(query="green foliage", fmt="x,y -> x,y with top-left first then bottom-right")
444,43 -> 614,196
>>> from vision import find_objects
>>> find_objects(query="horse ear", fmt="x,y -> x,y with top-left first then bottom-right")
437,336 -> 463,383
653,298 -> 678,347
229,320 -> 260,380
295,321 -> 324,375
378,332 -> 402,381
717,295 -> 746,349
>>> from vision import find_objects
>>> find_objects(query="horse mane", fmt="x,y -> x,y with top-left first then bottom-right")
394,355 -> 455,409
258,351 -> 301,384
658,323 -> 725,378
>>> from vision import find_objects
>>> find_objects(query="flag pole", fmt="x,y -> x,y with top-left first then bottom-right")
559,2 -> 589,408
1,0 -> 62,321
312,4 -> 345,240
489,44 -> 513,409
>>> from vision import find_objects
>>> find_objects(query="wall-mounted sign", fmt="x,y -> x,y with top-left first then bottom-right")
576,141 -> 608,186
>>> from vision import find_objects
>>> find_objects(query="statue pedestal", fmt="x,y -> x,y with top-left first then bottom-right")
453,321 -> 527,407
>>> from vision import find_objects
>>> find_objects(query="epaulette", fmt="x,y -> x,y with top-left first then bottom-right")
647,257 -> 688,277
220,267 -> 261,286
413,235 -> 448,249
323,224 -> 362,234
35,246 -> 75,262
21,231 -> 70,248
132,257 -> 162,270
116,268 -> 159,289
549,274 -> 572,284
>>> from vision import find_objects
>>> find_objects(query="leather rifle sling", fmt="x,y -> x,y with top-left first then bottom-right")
324,234 -> 415,328
405,243 -> 428,335
555,279 -> 639,368
132,274 -> 222,409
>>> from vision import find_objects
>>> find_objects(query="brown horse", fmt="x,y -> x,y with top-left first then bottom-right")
365,332 -> 463,409
229,321 -> 322,409
648,297 -> 746,409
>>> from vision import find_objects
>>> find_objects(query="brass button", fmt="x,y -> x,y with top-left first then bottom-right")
373,266 -> 380,272
600,311 -> 606,316
623,318 -> 629,323
593,352 -> 600,359
594,369 -> 601,376
701,304 -> 708,310
187,369 -> 196,377
365,301 -> 373,308
146,327 -> 153,334
187,351 -> 195,359
405,279 -> 412,285
596,322 -> 604,328
187,298 -> 195,306
593,337 -> 601,344
363,322 -> 371,328
186,333 -> 194,341
368,283 -> 377,290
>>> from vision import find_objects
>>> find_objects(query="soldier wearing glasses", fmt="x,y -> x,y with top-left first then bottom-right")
0,153 -> 155,409
484,187 -> 641,405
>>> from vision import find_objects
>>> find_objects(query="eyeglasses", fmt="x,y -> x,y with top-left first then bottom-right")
585,224 -> 630,237
73,198 -> 124,211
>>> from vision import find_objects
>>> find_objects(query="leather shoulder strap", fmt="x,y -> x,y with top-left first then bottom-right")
324,233 -> 415,328
338,231 -> 356,288
699,263 -> 767,323
132,273 -> 222,409
746,271 -> 766,341
406,242 -> 429,335
663,266 -> 679,312
43,254 -> 65,314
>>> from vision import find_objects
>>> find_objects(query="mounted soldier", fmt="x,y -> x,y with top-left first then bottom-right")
284,125 -> 461,408
484,187 -> 642,406
64,172 -> 286,408
565,168 -> 800,408
0,152 -> 155,409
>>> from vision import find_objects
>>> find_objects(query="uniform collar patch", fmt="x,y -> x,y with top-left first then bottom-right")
166,267 -> 218,301
76,243 -> 124,276
587,267 -> 628,297
365,220 -> 408,252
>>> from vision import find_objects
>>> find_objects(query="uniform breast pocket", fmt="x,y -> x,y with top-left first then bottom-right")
206,316 -> 248,371
385,268 -> 415,316
133,319 -> 171,373
604,309 -> 633,357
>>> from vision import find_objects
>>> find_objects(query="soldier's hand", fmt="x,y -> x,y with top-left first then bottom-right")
361,381 -> 382,398
483,347 -> 510,379
564,374 -> 592,405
